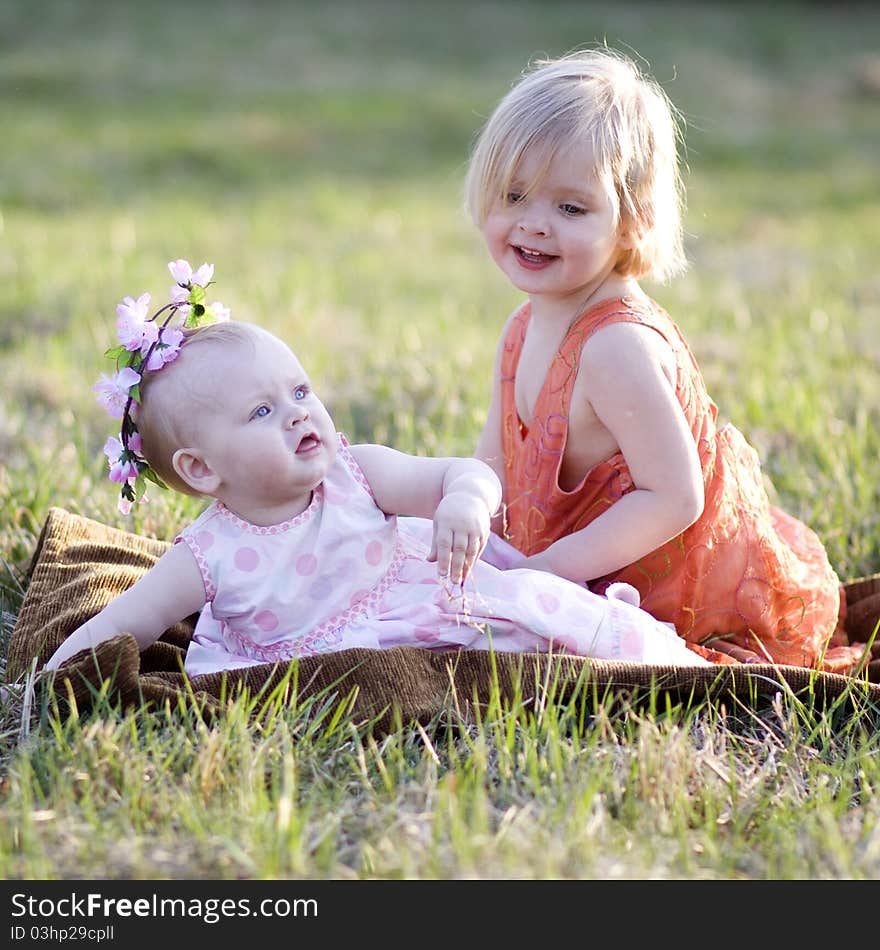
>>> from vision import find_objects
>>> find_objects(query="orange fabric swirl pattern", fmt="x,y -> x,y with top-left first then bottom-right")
499,296 -> 864,672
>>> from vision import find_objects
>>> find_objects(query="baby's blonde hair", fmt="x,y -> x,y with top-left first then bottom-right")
464,48 -> 688,283
136,321 -> 259,495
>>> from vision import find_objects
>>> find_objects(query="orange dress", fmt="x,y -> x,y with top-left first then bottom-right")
499,295 -> 863,672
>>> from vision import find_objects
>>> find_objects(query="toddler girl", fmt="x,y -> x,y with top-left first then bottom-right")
44,263 -> 708,675
465,49 -> 866,672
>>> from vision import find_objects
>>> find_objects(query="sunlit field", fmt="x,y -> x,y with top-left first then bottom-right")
1,1 -> 879,881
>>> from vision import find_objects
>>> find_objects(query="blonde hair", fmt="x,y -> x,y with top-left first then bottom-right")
136,321 -> 259,495
464,48 -> 688,283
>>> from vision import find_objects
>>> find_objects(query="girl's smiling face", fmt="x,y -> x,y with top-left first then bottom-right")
482,141 -> 633,317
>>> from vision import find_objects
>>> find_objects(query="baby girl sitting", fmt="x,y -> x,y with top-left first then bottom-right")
45,262 -> 709,675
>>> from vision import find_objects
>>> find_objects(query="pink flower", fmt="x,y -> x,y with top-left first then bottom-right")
142,325 -> 184,371
103,435 -> 124,464
168,285 -> 193,321
168,258 -> 213,288
116,293 -> 155,351
127,430 -> 143,455
192,262 -> 214,287
209,301 -> 231,322
117,482 -> 146,515
93,367 -> 141,418
168,259 -> 192,285
169,285 -> 190,306
103,435 -> 141,483
108,457 -> 140,483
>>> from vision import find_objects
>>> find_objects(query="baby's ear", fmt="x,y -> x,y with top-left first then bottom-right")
172,448 -> 221,495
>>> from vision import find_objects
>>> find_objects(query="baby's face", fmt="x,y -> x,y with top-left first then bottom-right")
183,327 -> 338,524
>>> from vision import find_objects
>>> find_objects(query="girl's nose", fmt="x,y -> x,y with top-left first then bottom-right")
517,204 -> 549,236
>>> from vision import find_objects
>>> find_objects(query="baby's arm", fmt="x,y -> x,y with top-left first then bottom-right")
43,542 -> 207,672
525,323 -> 705,583
349,444 -> 502,583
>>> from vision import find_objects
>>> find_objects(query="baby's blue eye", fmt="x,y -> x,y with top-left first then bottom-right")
294,386 -> 309,400
253,405 -> 270,418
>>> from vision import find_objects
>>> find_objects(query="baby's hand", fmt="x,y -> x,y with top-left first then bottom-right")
42,619 -> 106,673
428,491 -> 490,585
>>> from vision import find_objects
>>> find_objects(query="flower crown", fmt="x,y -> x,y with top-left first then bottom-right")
94,259 -> 231,514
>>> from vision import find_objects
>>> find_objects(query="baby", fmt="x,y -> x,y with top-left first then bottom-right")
44,262 -> 709,675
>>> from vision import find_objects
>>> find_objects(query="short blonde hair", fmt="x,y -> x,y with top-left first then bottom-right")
136,322 -> 259,495
464,48 -> 688,283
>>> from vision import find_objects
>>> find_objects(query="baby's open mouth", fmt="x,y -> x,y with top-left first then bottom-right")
296,434 -> 320,453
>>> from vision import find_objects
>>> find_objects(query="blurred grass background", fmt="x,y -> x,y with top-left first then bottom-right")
1,0 -> 880,883
2,0 -> 880,621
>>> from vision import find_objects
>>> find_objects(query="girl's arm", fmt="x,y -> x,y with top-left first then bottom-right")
524,322 -> 705,583
349,443 -> 502,584
43,541 -> 207,672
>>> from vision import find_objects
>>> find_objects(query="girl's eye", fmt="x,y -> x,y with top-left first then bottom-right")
294,385 -> 309,400
506,191 -> 523,204
252,405 -> 271,419
560,203 -> 585,216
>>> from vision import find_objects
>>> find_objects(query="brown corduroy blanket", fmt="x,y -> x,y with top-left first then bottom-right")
8,506 -> 880,730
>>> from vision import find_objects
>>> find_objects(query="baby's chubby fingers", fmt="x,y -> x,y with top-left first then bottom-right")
460,531 -> 487,583
430,530 -> 484,585
427,529 -> 453,580
448,532 -> 479,585
430,491 -> 492,583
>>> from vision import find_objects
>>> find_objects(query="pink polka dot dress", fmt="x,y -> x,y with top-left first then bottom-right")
179,435 -> 709,675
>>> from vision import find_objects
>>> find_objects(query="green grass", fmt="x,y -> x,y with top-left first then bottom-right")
2,0 -> 880,880
4,674 -> 880,879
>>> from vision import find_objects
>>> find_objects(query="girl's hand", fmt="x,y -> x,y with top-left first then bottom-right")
428,491 -> 491,585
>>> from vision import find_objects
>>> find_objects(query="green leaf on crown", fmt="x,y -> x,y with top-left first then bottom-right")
142,468 -> 169,490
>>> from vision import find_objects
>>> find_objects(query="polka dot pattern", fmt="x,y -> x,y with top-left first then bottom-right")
254,610 -> 279,632
234,547 -> 260,572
